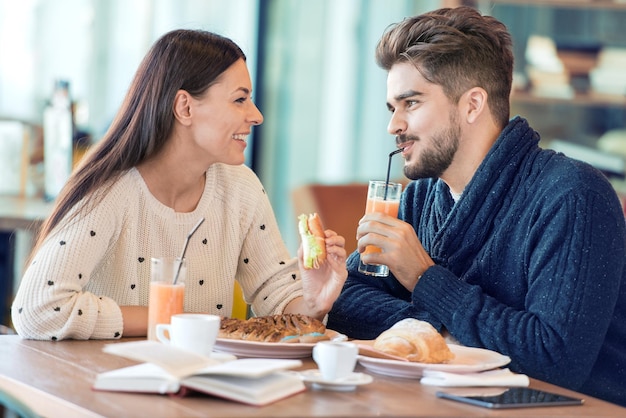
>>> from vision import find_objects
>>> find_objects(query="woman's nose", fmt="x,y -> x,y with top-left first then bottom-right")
249,102 -> 264,126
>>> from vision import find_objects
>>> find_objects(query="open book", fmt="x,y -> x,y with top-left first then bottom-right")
93,340 -> 305,406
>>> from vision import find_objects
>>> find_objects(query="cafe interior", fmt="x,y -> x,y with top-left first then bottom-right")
1,0 -> 625,416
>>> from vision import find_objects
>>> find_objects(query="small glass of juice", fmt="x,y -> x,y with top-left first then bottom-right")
147,257 -> 186,341
358,181 -> 402,277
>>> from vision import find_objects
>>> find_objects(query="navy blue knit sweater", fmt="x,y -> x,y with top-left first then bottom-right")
328,117 -> 626,406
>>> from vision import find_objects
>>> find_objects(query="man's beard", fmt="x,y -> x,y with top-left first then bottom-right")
402,113 -> 460,180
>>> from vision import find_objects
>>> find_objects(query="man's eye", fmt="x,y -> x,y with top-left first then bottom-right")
406,100 -> 418,107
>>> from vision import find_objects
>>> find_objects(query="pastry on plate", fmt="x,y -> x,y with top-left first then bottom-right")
218,313 -> 329,343
373,318 -> 454,363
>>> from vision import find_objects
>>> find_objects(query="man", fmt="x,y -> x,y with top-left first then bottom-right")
327,6 -> 626,407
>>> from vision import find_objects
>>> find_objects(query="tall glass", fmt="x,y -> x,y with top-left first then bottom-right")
147,257 -> 186,341
358,181 -> 402,277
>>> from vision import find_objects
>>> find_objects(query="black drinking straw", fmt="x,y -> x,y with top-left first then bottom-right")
384,148 -> 404,200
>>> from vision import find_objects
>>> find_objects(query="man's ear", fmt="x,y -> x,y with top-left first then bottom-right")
463,87 -> 488,124
173,90 -> 193,125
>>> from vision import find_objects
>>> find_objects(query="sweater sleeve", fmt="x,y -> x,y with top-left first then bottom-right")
327,181 -> 443,339
414,186 -> 625,390
11,194 -> 125,340
231,167 -> 303,317
327,251 -> 442,339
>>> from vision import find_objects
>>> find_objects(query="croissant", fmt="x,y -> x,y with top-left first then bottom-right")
373,318 -> 454,363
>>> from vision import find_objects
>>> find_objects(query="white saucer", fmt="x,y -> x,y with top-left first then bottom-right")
298,369 -> 373,391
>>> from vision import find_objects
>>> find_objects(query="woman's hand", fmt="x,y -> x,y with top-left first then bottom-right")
287,229 -> 348,319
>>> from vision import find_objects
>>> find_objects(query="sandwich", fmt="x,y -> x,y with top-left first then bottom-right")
297,213 -> 327,269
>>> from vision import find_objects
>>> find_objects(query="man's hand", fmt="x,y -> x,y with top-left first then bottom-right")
357,212 -> 434,291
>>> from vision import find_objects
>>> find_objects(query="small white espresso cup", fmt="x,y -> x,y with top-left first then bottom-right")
312,341 -> 359,381
156,313 -> 220,356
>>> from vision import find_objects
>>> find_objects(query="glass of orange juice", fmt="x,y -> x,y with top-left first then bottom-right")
147,257 -> 186,341
358,181 -> 402,277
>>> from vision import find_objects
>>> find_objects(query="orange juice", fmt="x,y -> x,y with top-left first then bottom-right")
148,281 -> 185,341
359,181 -> 402,277
363,197 -> 401,255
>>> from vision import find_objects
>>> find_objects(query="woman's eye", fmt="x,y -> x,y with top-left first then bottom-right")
235,97 -> 247,103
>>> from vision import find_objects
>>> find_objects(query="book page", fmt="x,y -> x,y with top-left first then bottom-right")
103,340 -> 218,378
194,358 -> 302,378
93,363 -> 181,394
103,341 -> 303,379
182,372 -> 306,406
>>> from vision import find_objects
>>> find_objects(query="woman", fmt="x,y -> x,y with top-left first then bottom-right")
12,29 -> 347,340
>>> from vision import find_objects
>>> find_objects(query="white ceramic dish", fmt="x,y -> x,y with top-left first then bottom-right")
357,345 -> 510,379
297,369 -> 373,391
213,330 -> 347,358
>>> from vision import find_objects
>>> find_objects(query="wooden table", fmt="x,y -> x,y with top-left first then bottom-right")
1,335 -> 624,417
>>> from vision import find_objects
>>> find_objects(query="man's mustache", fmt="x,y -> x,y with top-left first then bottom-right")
395,134 -> 418,147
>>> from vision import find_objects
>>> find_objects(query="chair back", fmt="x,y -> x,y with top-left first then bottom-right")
232,281 -> 249,319
292,183 -> 369,254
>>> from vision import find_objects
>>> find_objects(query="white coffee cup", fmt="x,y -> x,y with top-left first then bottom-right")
312,341 -> 359,381
156,313 -> 220,356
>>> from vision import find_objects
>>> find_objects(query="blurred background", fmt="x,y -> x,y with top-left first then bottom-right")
1,0 -> 625,299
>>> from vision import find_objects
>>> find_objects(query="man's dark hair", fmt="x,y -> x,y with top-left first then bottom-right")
376,6 -> 513,128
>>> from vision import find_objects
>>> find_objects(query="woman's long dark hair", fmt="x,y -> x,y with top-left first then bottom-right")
31,29 -> 245,257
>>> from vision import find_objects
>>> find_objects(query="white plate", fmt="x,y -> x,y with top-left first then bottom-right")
213,330 -> 347,358
297,369 -> 373,391
357,345 -> 510,379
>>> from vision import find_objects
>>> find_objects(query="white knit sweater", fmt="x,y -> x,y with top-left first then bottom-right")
12,164 -> 303,340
